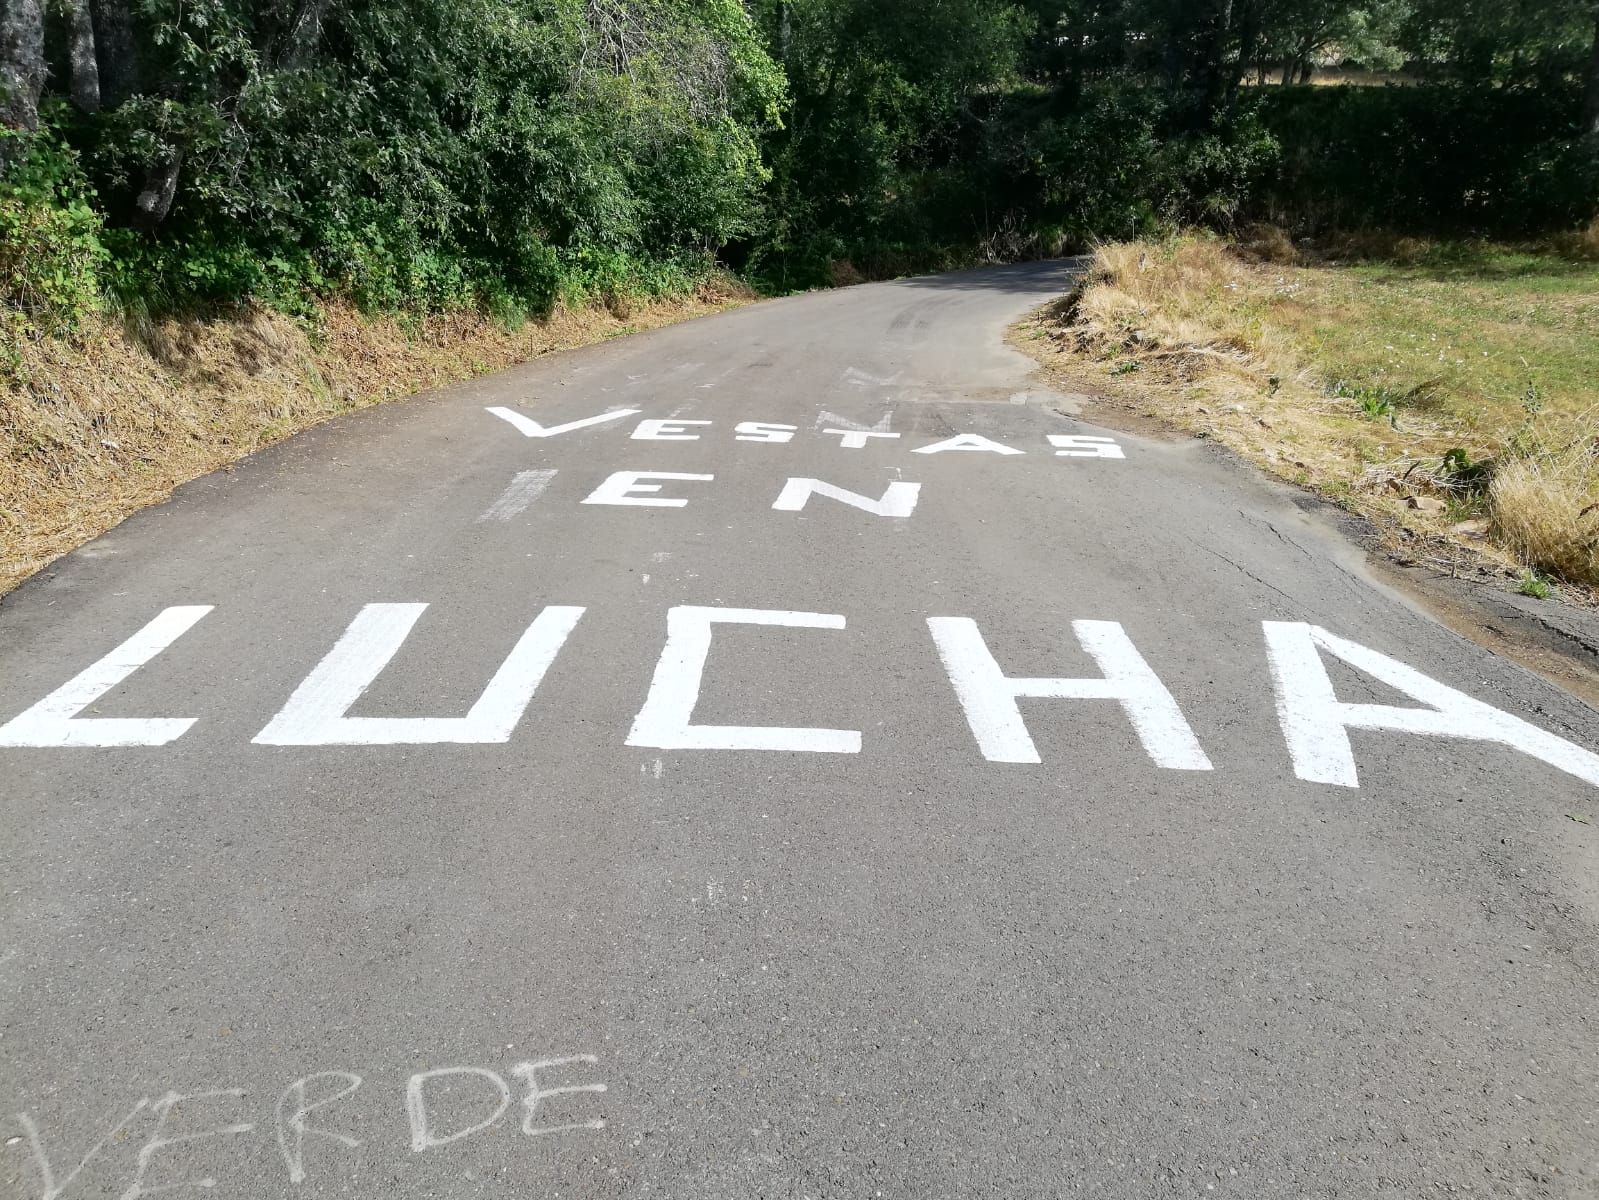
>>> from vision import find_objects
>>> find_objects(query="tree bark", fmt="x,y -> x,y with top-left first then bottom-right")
0,0 -> 46,134
1194,0 -> 1236,122
1584,7 -> 1599,141
62,0 -> 101,112
278,0 -> 331,69
132,150 -> 181,233
91,0 -> 140,108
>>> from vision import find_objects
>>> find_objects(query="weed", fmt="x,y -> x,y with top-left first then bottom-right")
1439,447 -> 1493,494
1516,570 -> 1553,600
1110,359 -> 1142,375
1339,382 -> 1399,427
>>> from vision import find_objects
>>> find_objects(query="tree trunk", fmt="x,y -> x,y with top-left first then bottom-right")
0,0 -> 46,135
278,0 -> 331,70
132,150 -> 181,233
1585,7 -> 1599,141
1229,0 -> 1259,105
63,0 -> 101,112
91,0 -> 140,108
1208,0 -> 1236,110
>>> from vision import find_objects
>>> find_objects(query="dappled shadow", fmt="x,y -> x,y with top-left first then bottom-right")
1355,259 -> 1597,285
894,257 -> 1090,294
1311,242 -> 1597,284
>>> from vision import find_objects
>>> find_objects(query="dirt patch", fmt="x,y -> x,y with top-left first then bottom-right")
1,279 -> 753,595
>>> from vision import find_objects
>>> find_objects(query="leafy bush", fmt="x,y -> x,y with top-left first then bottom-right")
0,125 -> 107,374
5,0 -> 1594,326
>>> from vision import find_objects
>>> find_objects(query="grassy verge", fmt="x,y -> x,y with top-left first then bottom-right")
1016,229 -> 1599,600
1,278 -> 752,596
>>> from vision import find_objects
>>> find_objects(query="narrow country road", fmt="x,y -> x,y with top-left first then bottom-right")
3,261 -> 1597,1198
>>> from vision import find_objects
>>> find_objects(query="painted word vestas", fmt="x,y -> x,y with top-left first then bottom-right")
486,406 -> 1126,459
3,604 -> 1596,793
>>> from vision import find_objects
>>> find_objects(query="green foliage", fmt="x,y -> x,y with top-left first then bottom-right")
1339,381 -> 1399,425
1440,446 -> 1493,492
0,124 -> 107,375
1257,84 -> 1598,235
31,0 -> 785,318
1516,569 -> 1554,600
6,0 -> 1596,325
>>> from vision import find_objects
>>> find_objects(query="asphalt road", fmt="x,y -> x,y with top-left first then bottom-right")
3,261 -> 1598,1199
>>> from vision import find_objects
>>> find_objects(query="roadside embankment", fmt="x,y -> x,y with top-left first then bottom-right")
1015,230 -> 1599,603
1,282 -> 751,595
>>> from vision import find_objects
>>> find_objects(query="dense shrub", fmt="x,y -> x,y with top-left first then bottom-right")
1,0 -> 1594,319
22,0 -> 784,317
0,125 -> 107,373
1256,84 -> 1599,235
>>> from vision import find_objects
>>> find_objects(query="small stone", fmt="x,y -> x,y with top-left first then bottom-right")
1450,519 -> 1490,538
1405,495 -> 1447,513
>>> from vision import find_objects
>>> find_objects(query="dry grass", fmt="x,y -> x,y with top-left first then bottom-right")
1553,216 -> 1599,263
1,277 -> 752,595
1490,429 -> 1599,586
1018,232 -> 1599,596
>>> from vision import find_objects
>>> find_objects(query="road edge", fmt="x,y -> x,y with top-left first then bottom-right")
1010,310 -> 1599,713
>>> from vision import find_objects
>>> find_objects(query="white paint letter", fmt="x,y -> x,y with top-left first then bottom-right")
1263,622 -> 1599,789
928,618 -> 1212,768
511,1058 -> 607,1137
276,1073 -> 362,1185
816,408 -> 892,430
485,407 -> 637,438
120,1090 -> 254,1200
406,1069 -> 510,1153
821,428 -> 901,449
253,605 -> 583,746
772,478 -> 920,518
15,1100 -> 151,1200
479,470 -> 557,521
1047,434 -> 1125,459
628,607 -> 861,753
734,422 -> 797,443
581,471 -> 714,508
631,419 -> 711,441
0,606 -> 212,747
911,434 -> 1023,456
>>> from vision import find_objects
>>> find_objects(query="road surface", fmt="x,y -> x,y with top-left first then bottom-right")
3,261 -> 1597,1198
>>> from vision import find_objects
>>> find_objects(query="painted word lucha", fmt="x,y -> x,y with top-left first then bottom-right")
2,604 -> 1596,792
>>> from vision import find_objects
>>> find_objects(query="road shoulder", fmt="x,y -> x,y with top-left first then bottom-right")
1012,311 -> 1599,712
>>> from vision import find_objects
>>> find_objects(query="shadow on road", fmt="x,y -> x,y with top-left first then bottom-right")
893,258 -> 1088,294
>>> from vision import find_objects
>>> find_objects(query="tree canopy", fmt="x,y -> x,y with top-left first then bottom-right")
1,0 -> 1595,312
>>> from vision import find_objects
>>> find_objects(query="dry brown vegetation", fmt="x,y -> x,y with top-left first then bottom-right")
1,280 -> 752,595
1018,232 -> 1599,598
